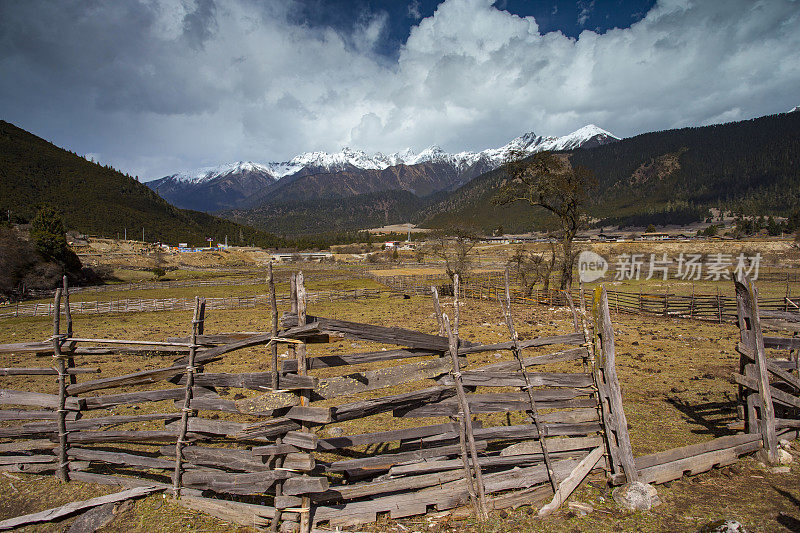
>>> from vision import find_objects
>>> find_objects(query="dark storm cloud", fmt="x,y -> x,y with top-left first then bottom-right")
0,0 -> 798,180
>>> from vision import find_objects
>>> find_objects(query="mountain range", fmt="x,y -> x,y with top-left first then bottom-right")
147,125 -> 618,212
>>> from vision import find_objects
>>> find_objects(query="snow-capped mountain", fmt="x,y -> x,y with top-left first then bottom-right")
148,124 -> 617,211
790,105 -> 800,113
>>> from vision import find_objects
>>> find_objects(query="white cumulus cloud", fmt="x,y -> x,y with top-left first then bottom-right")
0,0 -> 797,180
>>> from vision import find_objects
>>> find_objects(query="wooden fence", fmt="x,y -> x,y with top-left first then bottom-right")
0,274 -> 793,530
371,272 -> 800,323
0,288 -> 381,319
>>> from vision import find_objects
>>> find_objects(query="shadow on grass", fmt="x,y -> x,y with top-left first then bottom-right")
667,396 -> 738,437
773,486 -> 800,531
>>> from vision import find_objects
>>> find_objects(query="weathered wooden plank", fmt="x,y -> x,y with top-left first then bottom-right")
538,447 -> 603,517
67,366 -> 184,395
281,316 -> 450,351
175,496 -> 274,527
282,476 -> 330,496
422,422 -> 602,445
439,371 -> 593,388
160,445 -> 270,472
0,409 -> 60,421
66,430 -> 186,444
386,449 -> 590,477
0,455 -> 55,465
235,391 -> 301,413
593,286 -> 638,483
763,336 -> 800,350
475,348 -> 589,373
250,442 -> 300,456
81,389 -> 186,410
735,277 -> 779,463
0,389 -> 80,410
175,372 -> 317,391
737,342 -> 800,391
0,486 -> 162,531
0,367 -> 99,376
326,442 -> 486,472
67,447 -> 174,469
283,453 -> 315,471
314,457 -> 581,527
281,348 -> 440,372
315,468 -> 467,502
182,468 -> 292,494
499,435 -> 604,457
0,439 -> 57,453
634,434 -> 761,471
732,373 -> 800,410
234,418 -> 301,440
314,358 -> 450,400
178,396 -> 239,413
634,439 -> 761,485
331,385 -> 456,422
283,431 -> 318,450
0,413 -> 181,438
457,333 -> 585,354
166,417 -> 247,437
398,395 -> 595,417
314,422 -> 459,451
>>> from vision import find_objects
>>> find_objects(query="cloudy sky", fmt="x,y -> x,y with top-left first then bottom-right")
1,0 -> 798,181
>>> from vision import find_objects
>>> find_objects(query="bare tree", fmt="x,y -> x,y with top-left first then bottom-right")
425,227 -> 477,283
494,151 -> 595,289
506,242 -> 557,295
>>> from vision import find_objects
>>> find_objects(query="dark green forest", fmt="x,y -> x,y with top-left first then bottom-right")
0,120 -> 284,248
224,190 -> 441,235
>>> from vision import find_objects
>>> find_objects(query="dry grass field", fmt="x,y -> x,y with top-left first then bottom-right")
1,265 -> 799,532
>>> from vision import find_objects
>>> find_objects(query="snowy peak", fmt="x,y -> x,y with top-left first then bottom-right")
166,161 -> 281,184
790,106 -> 800,113
155,124 -> 618,184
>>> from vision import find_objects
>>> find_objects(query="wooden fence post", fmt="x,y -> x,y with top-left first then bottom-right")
296,272 -> 314,533
442,314 -> 487,519
502,270 -> 558,493
52,288 -> 69,482
173,296 -> 202,497
431,286 -> 478,513
734,276 -> 778,463
592,286 -> 638,483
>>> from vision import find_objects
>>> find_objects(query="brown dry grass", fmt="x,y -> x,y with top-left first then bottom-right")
0,269 -> 798,532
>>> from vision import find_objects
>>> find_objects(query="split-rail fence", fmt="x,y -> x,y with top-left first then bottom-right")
0,272 -> 797,531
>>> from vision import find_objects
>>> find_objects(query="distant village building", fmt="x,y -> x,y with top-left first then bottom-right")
272,252 -> 333,262
641,232 -> 670,240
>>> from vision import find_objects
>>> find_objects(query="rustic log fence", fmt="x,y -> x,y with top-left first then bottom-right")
0,288 -> 382,319
0,272 -> 796,530
370,272 -> 799,323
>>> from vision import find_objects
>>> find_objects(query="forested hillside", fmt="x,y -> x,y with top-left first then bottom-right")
421,112 -> 800,232
0,120 -> 284,247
